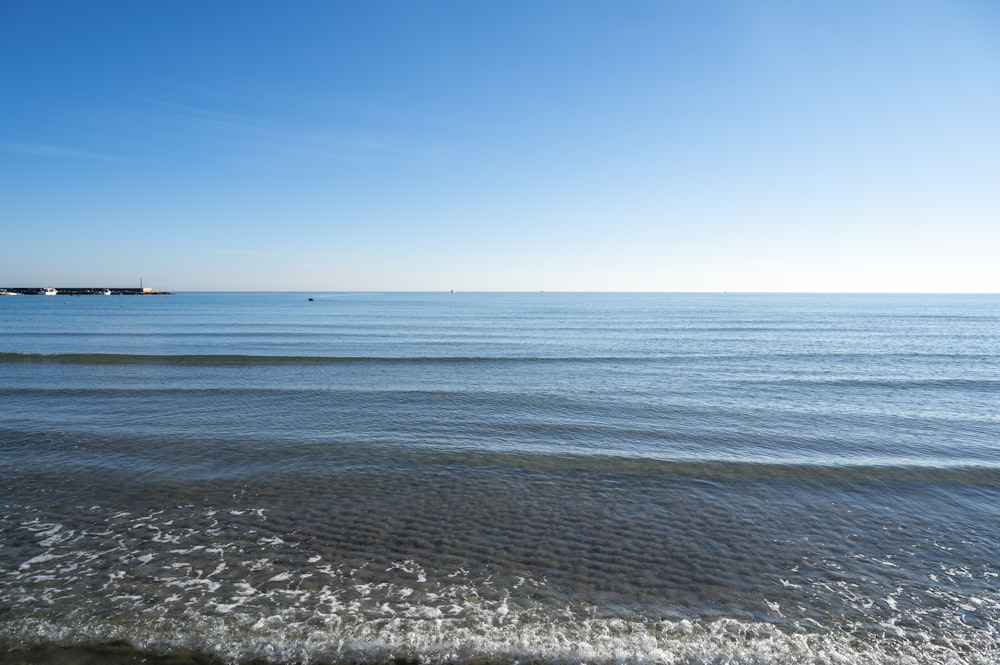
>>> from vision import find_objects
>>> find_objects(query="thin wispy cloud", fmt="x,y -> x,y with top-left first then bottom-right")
133,98 -> 263,135
0,142 -> 135,162
128,97 -> 439,163
206,248 -> 281,257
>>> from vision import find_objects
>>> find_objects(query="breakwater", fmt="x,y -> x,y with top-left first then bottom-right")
0,287 -> 171,295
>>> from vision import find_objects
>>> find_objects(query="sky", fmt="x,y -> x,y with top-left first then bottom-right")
1,0 -> 998,292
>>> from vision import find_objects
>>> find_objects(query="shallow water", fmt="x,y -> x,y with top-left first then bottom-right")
2,292 -> 998,664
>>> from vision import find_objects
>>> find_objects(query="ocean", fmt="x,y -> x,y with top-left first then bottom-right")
1,292 -> 997,664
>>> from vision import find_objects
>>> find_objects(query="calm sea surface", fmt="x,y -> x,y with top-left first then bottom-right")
1,292 -> 998,664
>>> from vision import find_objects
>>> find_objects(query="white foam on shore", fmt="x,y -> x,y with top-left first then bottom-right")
3,505 -> 998,665
3,611 -> 995,665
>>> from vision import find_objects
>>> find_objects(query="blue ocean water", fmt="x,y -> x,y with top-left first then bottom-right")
1,292 -> 998,664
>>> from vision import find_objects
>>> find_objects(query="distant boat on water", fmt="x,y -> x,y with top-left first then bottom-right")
0,289 -> 18,296
103,289 -> 112,295
42,287 -> 58,296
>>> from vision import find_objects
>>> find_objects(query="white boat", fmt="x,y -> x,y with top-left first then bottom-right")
0,289 -> 18,296
42,287 -> 58,296
103,289 -> 112,295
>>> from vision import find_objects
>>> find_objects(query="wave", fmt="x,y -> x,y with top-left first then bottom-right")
0,352 -> 571,366
762,377 -> 1000,390
3,351 -> 996,367
5,422 -> 999,485
412,450 -> 1000,484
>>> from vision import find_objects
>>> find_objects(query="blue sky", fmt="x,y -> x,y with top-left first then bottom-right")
2,1 -> 998,292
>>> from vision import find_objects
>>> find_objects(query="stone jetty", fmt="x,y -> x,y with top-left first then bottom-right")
1,287 -> 172,296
